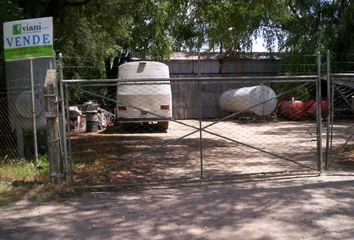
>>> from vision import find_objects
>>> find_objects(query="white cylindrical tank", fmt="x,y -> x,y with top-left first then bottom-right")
219,85 -> 277,116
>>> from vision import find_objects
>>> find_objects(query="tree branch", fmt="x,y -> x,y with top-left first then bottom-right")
42,0 -> 92,18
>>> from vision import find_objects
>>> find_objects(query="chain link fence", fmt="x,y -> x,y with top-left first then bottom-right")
328,53 -> 354,169
0,58 -> 55,183
57,53 -> 329,186
1,52 -> 353,185
65,77 -> 320,185
0,94 -> 16,160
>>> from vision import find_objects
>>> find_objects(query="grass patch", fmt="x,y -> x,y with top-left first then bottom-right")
0,156 -> 50,205
0,156 -> 49,182
0,156 -> 89,206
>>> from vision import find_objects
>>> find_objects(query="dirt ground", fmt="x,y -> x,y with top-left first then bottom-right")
2,174 -> 354,240
70,120 -> 353,184
1,120 -> 354,239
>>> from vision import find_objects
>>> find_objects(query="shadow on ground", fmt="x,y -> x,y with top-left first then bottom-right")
1,175 -> 354,239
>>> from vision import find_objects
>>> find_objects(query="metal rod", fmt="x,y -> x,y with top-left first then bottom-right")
325,49 -> 331,170
199,81 -> 204,179
58,53 -> 68,182
343,132 -> 354,147
65,84 -> 72,183
59,79 -> 318,88
330,65 -> 335,166
199,118 -> 203,179
61,75 -> 318,84
30,59 -> 39,167
316,52 -> 323,173
331,73 -> 354,78
334,85 -> 354,110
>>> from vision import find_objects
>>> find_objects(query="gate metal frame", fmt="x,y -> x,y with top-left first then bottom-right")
328,58 -> 354,169
57,53 -> 327,185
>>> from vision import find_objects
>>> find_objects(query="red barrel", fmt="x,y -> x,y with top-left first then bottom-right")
306,99 -> 328,118
278,98 -> 306,120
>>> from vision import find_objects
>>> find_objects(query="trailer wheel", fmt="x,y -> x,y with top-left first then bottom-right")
117,122 -> 134,130
157,121 -> 169,132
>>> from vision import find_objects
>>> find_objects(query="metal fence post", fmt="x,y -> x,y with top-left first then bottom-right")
325,50 -> 331,170
330,54 -> 335,163
44,70 -> 62,183
316,52 -> 324,172
198,52 -> 204,179
57,53 -> 70,182
199,81 -> 204,179
65,83 -> 73,183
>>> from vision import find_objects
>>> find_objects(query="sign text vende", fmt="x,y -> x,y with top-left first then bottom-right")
6,34 -> 51,47
3,17 -> 54,60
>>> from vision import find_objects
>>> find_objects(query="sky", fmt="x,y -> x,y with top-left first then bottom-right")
252,37 -> 268,52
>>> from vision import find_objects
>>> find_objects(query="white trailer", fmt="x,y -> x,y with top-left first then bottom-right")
116,61 -> 172,131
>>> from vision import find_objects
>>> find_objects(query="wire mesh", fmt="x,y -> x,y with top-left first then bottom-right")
66,81 -> 202,184
199,79 -> 319,178
327,52 -> 354,169
329,77 -> 354,169
62,73 -> 323,185
0,94 -> 16,160
0,58 -> 55,183
1,52 -> 341,185
332,53 -> 354,74
0,80 -> 48,161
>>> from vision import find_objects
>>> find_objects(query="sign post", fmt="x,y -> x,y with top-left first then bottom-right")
3,17 -> 54,166
29,58 -> 39,166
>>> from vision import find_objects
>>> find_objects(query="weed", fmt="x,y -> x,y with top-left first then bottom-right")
0,155 -> 49,182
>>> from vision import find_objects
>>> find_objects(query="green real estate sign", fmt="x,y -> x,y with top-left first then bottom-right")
3,17 -> 54,61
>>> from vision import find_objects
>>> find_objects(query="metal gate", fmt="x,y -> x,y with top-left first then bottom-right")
58,53 -> 329,186
328,72 -> 354,169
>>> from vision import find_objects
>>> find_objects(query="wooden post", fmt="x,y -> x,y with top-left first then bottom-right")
44,70 -> 63,184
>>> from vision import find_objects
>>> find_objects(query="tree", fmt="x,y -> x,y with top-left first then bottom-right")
266,0 -> 353,55
1,0 -> 353,81
127,0 -> 174,60
0,1 -> 23,89
333,1 -> 354,71
54,0 -> 133,78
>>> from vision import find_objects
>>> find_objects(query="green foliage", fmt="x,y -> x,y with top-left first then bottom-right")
0,0 -> 353,81
270,0 -> 354,58
167,0 -> 288,53
280,53 -> 318,75
333,2 -> 354,72
272,82 -> 316,102
56,1 -> 134,78
128,0 -> 174,60
194,0 -> 272,52
0,1 -> 23,89
0,155 -> 49,182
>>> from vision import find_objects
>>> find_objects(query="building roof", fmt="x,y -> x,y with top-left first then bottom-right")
168,51 -> 281,61
169,52 -> 220,60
